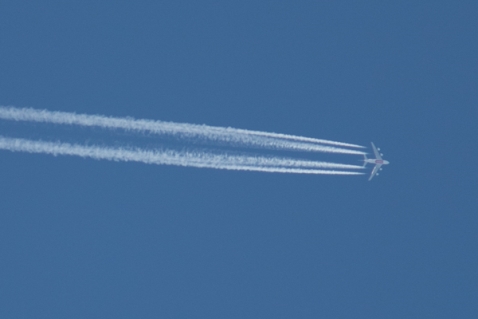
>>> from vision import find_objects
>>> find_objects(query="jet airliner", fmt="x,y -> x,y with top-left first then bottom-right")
363,142 -> 389,181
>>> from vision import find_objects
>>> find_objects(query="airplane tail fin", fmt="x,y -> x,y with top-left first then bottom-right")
362,154 -> 368,167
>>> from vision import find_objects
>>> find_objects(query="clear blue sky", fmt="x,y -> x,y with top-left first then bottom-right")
1,1 -> 477,318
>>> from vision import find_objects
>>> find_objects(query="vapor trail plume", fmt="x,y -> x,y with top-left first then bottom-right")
0,136 -> 363,175
0,106 -> 365,155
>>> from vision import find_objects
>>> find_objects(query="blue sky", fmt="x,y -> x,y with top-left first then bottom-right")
0,1 -> 477,318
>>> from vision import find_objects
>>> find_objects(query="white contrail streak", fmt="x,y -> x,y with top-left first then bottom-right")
0,136 -> 364,175
0,106 -> 365,154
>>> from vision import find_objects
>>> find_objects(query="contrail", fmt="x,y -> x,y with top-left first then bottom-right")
0,106 -> 365,155
0,136 -> 364,175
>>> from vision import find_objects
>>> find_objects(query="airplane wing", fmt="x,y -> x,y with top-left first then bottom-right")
368,163 -> 382,181
371,142 -> 382,160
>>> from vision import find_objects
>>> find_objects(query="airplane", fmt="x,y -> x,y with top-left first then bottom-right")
363,142 -> 389,181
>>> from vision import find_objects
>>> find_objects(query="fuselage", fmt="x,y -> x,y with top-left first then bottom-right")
365,159 -> 389,165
